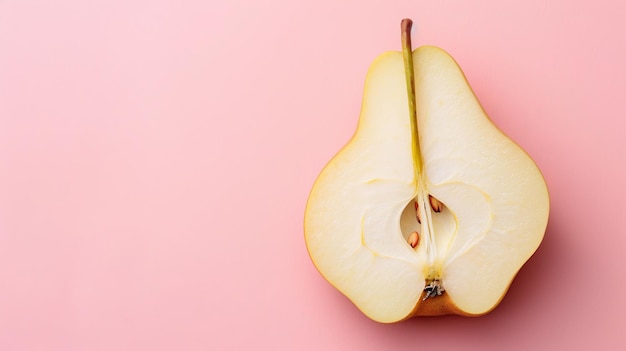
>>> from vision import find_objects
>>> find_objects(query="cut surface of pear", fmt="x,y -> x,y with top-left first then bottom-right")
304,43 -> 549,323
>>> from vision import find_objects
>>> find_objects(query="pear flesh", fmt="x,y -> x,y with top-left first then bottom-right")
304,46 -> 549,323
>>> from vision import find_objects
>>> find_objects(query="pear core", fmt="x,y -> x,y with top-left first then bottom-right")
304,46 -> 549,323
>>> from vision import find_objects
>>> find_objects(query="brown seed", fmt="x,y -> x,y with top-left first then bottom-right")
408,231 -> 419,248
414,201 -> 421,223
429,195 -> 443,213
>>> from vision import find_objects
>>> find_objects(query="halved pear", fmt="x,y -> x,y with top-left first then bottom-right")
304,20 -> 549,323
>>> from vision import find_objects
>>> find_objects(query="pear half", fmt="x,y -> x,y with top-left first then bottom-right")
304,21 -> 549,323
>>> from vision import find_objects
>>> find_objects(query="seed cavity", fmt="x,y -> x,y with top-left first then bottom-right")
407,196 -> 446,249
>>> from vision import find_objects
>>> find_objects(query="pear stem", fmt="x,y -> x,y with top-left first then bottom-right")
402,19 -> 439,270
401,18 -> 422,176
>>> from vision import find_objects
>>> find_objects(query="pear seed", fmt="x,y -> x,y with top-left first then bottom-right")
429,195 -> 443,213
408,231 -> 419,248
414,201 -> 421,223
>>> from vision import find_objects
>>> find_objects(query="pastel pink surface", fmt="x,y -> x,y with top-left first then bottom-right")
1,0 -> 625,350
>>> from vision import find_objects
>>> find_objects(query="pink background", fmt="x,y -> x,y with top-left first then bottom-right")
1,0 -> 625,350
